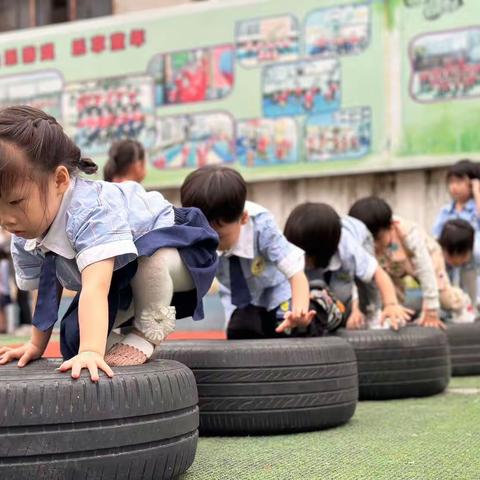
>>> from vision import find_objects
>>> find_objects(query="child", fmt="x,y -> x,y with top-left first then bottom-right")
438,219 -> 476,322
349,196 -> 473,326
284,202 -> 412,330
0,106 -> 218,380
181,165 -> 317,339
103,139 -> 146,183
432,159 -> 480,305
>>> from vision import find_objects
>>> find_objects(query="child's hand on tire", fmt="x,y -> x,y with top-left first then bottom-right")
57,351 -> 114,382
0,342 -> 44,367
275,309 -> 317,333
381,304 -> 414,330
418,309 -> 446,330
346,309 -> 365,330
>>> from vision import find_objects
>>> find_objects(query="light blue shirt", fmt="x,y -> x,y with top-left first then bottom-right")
307,216 -> 378,306
432,199 -> 479,238
217,201 -> 305,320
11,177 -> 174,292
433,199 -> 480,295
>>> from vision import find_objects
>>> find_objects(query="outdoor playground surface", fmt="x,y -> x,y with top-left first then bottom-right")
1,332 -> 478,480
188,376 -> 480,480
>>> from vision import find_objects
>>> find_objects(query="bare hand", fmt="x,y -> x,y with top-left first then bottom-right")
57,351 -> 114,382
0,342 -> 44,367
418,309 -> 446,330
346,309 -> 365,330
381,304 -> 414,331
275,308 -> 317,333
471,179 -> 480,198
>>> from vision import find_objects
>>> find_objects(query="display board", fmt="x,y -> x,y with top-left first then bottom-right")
0,0 -> 477,187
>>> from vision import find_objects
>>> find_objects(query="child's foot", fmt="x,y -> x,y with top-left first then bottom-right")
105,333 -> 154,366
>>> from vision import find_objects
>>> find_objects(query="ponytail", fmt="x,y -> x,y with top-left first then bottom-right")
77,156 -> 98,175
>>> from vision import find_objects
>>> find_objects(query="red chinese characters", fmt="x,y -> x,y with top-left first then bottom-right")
0,28 -> 145,68
70,29 -> 145,57
91,35 -> 106,54
40,43 -> 55,61
110,32 -> 125,51
4,49 -> 18,66
22,46 -> 36,64
130,29 -> 145,47
72,38 -> 87,56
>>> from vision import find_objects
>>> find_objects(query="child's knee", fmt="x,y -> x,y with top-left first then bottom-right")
137,248 -> 193,292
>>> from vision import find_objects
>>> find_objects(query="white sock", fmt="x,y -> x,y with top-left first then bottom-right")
119,333 -> 155,358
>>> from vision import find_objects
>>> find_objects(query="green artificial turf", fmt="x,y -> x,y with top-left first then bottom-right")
0,335 -> 29,345
1,335 -> 477,479
185,377 -> 480,480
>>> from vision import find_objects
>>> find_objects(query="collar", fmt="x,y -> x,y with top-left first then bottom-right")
24,179 -> 76,258
222,218 -> 254,259
449,198 -> 476,214
219,201 -> 267,260
326,253 -> 342,272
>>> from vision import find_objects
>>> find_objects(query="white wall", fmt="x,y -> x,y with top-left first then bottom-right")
113,0 -> 192,14
161,166 -> 451,233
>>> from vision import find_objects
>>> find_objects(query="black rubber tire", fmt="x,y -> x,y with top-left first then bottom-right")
154,337 -> 358,435
0,358 -> 199,479
335,327 -> 450,400
446,322 -> 480,376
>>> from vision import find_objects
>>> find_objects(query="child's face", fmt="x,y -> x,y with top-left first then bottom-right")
0,168 -> 69,239
443,249 -> 472,268
448,175 -> 471,203
374,227 -> 392,254
212,212 -> 248,251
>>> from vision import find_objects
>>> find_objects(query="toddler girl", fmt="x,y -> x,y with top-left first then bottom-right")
0,106 -> 218,380
103,139 -> 147,183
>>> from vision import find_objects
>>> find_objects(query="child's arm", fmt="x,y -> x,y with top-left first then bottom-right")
471,179 -> 480,214
58,259 -> 114,381
275,271 -> 316,333
346,285 -> 365,329
0,282 -> 61,367
401,224 -> 444,329
253,210 -> 315,333
374,266 -> 414,330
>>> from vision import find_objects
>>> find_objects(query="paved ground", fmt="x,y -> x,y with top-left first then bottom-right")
185,376 -> 480,480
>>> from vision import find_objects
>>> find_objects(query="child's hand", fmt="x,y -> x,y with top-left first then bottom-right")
418,309 -> 446,330
57,351 -> 114,382
381,304 -> 414,331
0,342 -> 44,367
471,179 -> 480,198
275,308 -> 317,334
346,309 -> 365,330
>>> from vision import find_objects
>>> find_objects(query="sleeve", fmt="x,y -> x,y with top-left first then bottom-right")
256,212 -> 305,278
217,280 -> 235,325
403,224 -> 440,310
67,202 -> 138,273
347,234 -> 378,283
432,207 -> 448,239
10,236 -> 43,291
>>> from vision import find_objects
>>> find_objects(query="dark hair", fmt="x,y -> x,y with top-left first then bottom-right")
0,105 -> 97,198
180,165 -> 247,224
284,202 -> 341,269
348,196 -> 393,239
446,159 -> 479,181
104,139 -> 145,182
438,219 -> 474,255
